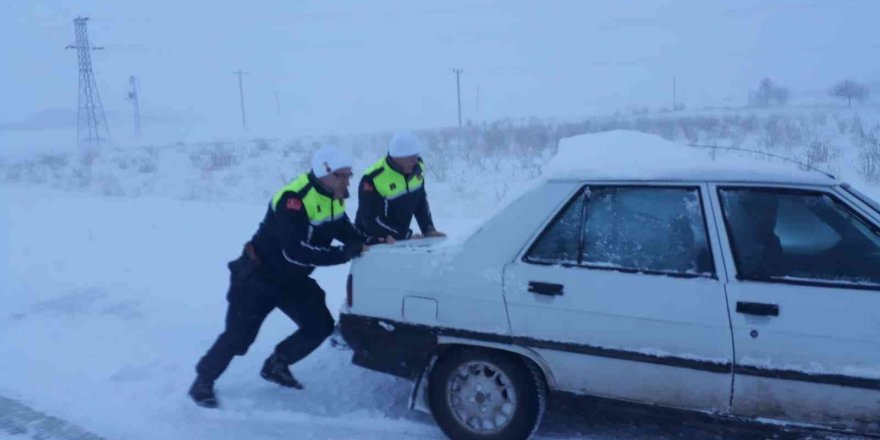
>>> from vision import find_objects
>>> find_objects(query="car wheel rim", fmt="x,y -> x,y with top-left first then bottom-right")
445,360 -> 518,434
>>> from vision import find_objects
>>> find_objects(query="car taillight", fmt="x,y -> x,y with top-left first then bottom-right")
346,274 -> 353,308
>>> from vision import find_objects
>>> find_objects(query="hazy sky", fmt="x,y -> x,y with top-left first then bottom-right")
2,0 -> 879,141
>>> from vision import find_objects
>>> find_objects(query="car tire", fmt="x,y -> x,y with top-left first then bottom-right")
428,348 -> 546,440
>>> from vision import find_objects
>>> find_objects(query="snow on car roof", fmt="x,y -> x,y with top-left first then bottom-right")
545,130 -> 836,185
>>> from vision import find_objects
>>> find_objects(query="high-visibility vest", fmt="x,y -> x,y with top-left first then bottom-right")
364,157 -> 425,200
271,173 -> 345,225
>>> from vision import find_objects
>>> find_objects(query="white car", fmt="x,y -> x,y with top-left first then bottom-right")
339,130 -> 880,440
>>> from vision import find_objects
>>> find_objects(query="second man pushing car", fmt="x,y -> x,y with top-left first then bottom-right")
355,130 -> 445,242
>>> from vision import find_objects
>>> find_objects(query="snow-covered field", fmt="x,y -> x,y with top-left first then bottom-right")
1,185 -> 753,440
2,112 -> 879,439
0,185 -> 449,440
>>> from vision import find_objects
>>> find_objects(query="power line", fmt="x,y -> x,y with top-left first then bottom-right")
65,17 -> 111,146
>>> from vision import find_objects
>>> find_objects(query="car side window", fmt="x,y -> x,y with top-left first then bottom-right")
581,186 -> 714,276
719,188 -> 880,286
525,191 -> 584,264
525,186 -> 714,277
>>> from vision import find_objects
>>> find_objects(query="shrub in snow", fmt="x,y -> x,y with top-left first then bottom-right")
114,149 -> 159,174
2,109 -> 880,207
249,138 -> 273,158
39,153 -> 69,176
188,142 -> 241,172
803,140 -> 841,171
856,126 -> 880,182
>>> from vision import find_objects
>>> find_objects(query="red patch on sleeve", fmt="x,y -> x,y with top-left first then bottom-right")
286,198 -> 303,210
363,182 -> 374,192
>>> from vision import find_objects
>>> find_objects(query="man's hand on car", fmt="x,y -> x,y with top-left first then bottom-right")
343,241 -> 369,259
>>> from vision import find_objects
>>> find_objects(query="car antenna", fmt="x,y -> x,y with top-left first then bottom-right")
687,143 -> 837,180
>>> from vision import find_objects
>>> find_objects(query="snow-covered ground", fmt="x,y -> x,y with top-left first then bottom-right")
0,185 -> 446,440
6,185 -> 864,440
3,116 -> 879,439
1,185 -> 765,440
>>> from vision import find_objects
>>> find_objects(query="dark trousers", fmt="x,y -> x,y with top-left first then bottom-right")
195,256 -> 335,382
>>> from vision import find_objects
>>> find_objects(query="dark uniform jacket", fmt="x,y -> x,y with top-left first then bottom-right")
251,172 -> 363,285
355,155 -> 436,240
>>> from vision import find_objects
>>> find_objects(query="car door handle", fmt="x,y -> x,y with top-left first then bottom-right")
528,281 -> 564,296
736,301 -> 779,317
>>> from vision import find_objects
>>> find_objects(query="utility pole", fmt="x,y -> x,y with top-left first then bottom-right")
475,85 -> 480,122
453,68 -> 463,128
673,77 -> 677,112
234,70 -> 249,131
66,17 -> 111,146
127,75 -> 141,137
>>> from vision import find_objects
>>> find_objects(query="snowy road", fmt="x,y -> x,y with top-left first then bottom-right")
0,186 -> 868,440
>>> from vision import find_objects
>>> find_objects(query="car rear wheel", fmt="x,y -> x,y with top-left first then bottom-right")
428,348 -> 546,440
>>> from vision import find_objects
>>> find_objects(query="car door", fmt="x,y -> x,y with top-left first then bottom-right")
503,182 -> 734,412
709,184 -> 880,433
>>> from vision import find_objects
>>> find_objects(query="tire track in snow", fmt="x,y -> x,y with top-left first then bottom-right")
0,395 -> 105,440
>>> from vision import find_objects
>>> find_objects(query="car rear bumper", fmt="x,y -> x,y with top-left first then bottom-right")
339,313 -> 437,380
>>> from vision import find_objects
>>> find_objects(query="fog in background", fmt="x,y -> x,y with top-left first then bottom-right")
2,0 -> 878,147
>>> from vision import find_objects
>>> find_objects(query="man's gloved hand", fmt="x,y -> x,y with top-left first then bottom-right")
364,235 -> 396,245
342,241 -> 368,260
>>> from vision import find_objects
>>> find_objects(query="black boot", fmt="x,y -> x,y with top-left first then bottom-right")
328,327 -> 351,351
260,355 -> 303,389
189,376 -> 219,408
